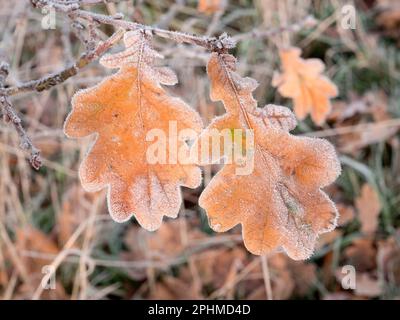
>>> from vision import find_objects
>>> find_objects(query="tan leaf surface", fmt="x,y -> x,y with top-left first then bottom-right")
194,247 -> 247,290
148,275 -> 202,299
13,226 -> 67,299
272,47 -> 338,125
64,30 -> 203,230
354,273 -> 382,297
123,219 -> 205,262
195,52 -> 341,260
337,204 -> 356,226
376,0 -> 400,30
378,233 -> 400,286
355,184 -> 381,234
15,226 -> 59,274
121,220 -> 206,280
344,237 -> 377,272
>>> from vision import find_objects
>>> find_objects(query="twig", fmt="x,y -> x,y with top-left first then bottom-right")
9,0 -> 315,99
0,62 -> 42,169
1,28 -> 124,97
55,0 -> 126,5
0,28 -> 123,169
0,95 -> 42,169
31,0 -> 236,52
1,0 -> 312,170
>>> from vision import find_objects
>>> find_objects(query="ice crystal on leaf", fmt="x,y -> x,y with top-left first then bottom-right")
195,52 -> 341,260
272,47 -> 338,125
64,30 -> 203,230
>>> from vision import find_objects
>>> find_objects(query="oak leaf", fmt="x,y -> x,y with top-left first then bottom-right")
14,226 -> 67,299
344,237 -> 377,272
15,226 -> 59,273
337,204 -> 356,226
198,0 -> 226,15
272,47 -> 338,125
378,234 -> 400,286
64,30 -> 203,230
355,184 -> 381,234
195,52 -> 341,260
194,247 -> 247,291
148,275 -> 202,300
122,220 -> 206,263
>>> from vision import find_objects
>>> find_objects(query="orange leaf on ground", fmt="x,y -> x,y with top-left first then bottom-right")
355,184 -> 381,234
64,30 -> 203,230
272,47 -> 338,125
197,0 -> 226,15
194,52 -> 341,260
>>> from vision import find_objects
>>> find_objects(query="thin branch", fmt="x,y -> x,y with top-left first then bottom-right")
0,62 -> 42,169
74,9 -> 235,51
55,0 -> 126,5
1,28 -> 124,96
1,0 -> 314,170
31,0 -> 236,52
14,0 -> 315,99
75,0 -> 125,4
0,26 -> 123,170
0,95 -> 42,169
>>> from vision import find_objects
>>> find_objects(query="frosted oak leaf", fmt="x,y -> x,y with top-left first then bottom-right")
197,0 -> 226,15
64,30 -> 203,230
272,47 -> 338,125
195,52 -> 341,260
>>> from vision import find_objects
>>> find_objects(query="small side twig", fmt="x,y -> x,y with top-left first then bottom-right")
0,28 -> 124,97
0,62 -> 42,170
0,28 -> 124,169
31,0 -> 236,53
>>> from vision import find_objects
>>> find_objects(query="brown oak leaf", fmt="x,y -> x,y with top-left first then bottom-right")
355,184 -> 381,234
14,226 -> 67,299
197,0 -> 226,15
272,47 -> 338,125
194,52 -> 341,260
64,30 -> 203,230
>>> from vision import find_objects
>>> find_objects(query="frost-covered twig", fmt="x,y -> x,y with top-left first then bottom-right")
0,63 -> 42,169
0,27 -> 123,169
31,0 -> 237,52
1,0 -> 314,170
17,0 -> 315,99
1,28 -> 124,97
